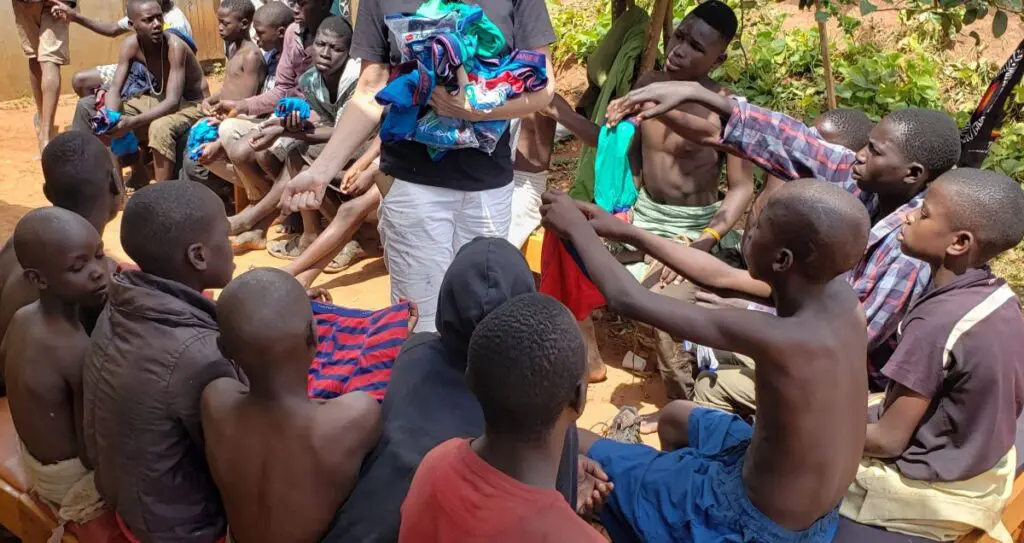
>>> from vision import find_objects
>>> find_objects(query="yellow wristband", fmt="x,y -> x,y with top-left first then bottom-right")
702,227 -> 722,243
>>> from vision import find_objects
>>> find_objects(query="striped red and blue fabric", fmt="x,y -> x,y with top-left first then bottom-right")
308,300 -> 412,402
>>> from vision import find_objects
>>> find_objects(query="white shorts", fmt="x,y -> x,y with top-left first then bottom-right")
507,169 -> 547,249
377,179 -> 513,333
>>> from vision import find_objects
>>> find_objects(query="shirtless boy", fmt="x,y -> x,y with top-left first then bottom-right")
202,267 -> 380,543
1,209 -> 109,521
70,0 -> 207,183
546,0 -> 753,261
541,180 -> 870,541
0,132 -> 122,394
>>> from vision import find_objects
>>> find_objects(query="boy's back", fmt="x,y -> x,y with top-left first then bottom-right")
202,268 -> 380,543
400,439 -> 603,543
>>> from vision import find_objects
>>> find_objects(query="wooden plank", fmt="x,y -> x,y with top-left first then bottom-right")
956,471 -> 1024,542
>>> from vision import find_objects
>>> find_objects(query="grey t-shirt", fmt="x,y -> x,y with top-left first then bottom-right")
350,0 -> 555,192
880,267 -> 1024,482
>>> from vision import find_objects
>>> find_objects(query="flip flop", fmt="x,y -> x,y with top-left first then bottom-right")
267,235 -> 305,261
323,240 -> 366,274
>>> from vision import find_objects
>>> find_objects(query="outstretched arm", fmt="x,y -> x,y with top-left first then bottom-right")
541,191 -> 780,361
51,1 -> 129,37
540,94 -> 600,147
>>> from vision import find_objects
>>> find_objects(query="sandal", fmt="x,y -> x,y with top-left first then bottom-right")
323,240 -> 367,274
605,406 -> 642,444
267,235 -> 306,261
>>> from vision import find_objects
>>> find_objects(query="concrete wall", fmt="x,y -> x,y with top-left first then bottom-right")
0,0 -> 224,101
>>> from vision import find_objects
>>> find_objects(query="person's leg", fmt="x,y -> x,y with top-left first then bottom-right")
28,60 -> 43,132
378,180 -> 461,333
656,400 -> 699,452
72,68 -> 104,97
283,186 -> 381,288
506,170 -> 546,249
224,126 -> 272,200
71,94 -> 99,133
147,104 -> 203,181
36,7 -> 69,153
651,280 -> 700,401
578,315 -> 607,383
692,358 -> 757,418
14,1 -> 43,135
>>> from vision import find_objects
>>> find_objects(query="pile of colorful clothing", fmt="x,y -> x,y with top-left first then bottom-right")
376,0 -> 548,160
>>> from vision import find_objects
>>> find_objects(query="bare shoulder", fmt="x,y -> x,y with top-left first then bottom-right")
200,377 -> 247,423
317,392 -> 381,451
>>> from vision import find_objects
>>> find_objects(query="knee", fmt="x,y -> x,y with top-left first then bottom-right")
657,400 -> 695,451
71,71 -> 90,96
147,118 -> 174,157
226,137 -> 254,164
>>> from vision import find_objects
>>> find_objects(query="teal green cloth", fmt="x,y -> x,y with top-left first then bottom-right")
594,122 -> 638,213
569,6 -> 650,203
415,0 -> 506,59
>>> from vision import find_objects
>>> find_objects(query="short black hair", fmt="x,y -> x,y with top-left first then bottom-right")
881,108 -> 961,180
318,15 -> 352,43
253,1 -> 293,28
217,268 -> 315,378
815,108 -> 873,152
219,0 -> 255,20
688,0 -> 738,43
41,132 -> 119,214
120,181 -> 225,277
762,179 -> 871,281
127,0 -> 162,16
13,207 -> 95,271
936,168 -> 1024,262
467,293 -> 585,442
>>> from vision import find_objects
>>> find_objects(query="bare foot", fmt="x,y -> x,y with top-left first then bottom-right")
232,229 -> 267,255
228,214 -> 253,236
589,362 -> 608,383
639,413 -> 660,435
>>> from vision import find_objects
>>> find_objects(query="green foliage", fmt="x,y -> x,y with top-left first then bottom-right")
548,0 -> 613,62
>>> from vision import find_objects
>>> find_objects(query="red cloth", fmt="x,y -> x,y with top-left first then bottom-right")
67,509 -> 131,543
115,513 -> 224,543
398,439 -> 606,543
539,233 -> 605,320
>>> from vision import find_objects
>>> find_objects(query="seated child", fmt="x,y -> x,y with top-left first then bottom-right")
201,267 -> 380,543
70,0 -> 207,184
399,293 -> 605,542
841,169 -> 1024,542
541,179 -> 871,542
1,208 -> 110,534
323,238 -> 583,543
201,0 -> 265,113
0,132 -> 123,393
183,1 -> 293,188
83,181 -> 239,542
228,16 -> 372,265
51,0 -> 194,97
603,82 -> 961,410
750,107 -> 873,234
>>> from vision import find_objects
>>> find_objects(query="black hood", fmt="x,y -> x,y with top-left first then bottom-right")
435,237 -> 535,361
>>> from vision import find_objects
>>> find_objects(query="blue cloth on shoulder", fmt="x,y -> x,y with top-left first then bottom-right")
274,97 -> 311,120
588,407 -> 840,543
185,118 -> 219,161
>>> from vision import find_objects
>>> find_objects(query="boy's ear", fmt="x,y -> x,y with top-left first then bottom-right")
904,162 -> 927,186
772,248 -> 793,273
187,242 -> 208,272
947,230 -> 974,258
242,18 -> 251,29
570,380 -> 587,417
22,269 -> 45,291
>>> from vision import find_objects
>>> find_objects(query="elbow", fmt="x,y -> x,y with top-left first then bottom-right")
865,425 -> 910,458
602,284 -> 642,319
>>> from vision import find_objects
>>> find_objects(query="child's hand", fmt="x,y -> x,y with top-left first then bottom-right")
282,110 -> 309,133
540,191 -> 592,239
214,100 -> 246,117
196,141 -> 223,164
108,116 -> 136,139
340,164 -> 377,196
49,0 -> 74,21
575,201 -> 630,241
249,125 -> 285,151
576,456 -> 613,517
306,287 -> 333,303
199,98 -> 219,116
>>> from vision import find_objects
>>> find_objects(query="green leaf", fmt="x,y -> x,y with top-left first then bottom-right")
859,0 -> 877,14
815,9 -> 830,22
994,10 -> 1008,37
969,30 -> 982,45
963,7 -> 977,25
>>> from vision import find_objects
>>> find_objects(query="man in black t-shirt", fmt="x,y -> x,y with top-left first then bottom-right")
277,0 -> 557,333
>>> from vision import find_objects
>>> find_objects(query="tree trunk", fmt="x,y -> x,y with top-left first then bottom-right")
640,0 -> 671,74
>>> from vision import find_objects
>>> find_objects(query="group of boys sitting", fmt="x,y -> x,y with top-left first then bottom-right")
64,0 -> 374,293
2,0 -> 1024,541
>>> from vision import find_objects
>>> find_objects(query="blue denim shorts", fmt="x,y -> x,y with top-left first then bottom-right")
588,407 -> 839,543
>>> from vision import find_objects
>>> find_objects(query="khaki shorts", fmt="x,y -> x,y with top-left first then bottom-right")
13,1 -> 71,65
121,95 -> 204,160
216,117 -> 304,162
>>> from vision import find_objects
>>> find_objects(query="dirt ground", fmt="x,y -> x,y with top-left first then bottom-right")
0,90 -> 666,446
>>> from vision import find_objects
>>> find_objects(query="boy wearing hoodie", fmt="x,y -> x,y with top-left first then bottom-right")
321,238 -> 588,543
83,181 -> 238,542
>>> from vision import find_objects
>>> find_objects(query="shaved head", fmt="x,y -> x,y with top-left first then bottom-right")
14,208 -> 99,272
759,179 -> 871,281
217,268 -> 316,382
